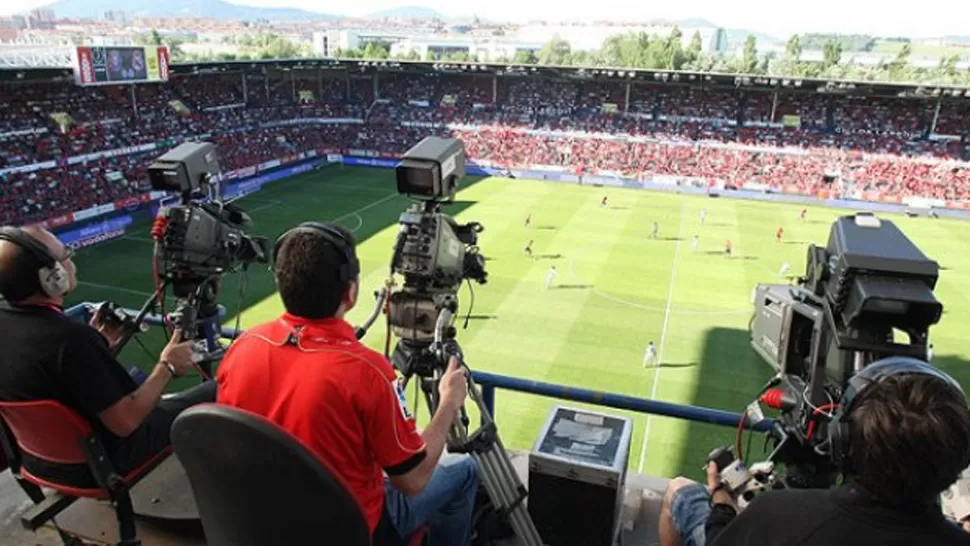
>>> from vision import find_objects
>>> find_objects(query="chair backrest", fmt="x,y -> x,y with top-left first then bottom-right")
0,400 -> 91,465
171,404 -> 372,546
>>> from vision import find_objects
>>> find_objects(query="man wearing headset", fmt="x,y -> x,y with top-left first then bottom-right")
0,225 -> 216,478
216,222 -> 479,546
657,358 -> 970,546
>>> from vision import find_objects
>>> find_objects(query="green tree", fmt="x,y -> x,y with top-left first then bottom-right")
425,49 -> 436,61
512,49 -> 538,64
741,35 -> 759,73
537,36 -> 571,66
889,42 -> 912,79
822,39 -> 843,69
662,26 -> 687,69
686,31 -> 703,63
785,34 -> 801,60
939,54 -> 959,79
150,29 -> 163,46
362,42 -> 389,59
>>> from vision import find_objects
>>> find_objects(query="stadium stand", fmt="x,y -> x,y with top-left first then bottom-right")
1,61 -> 970,226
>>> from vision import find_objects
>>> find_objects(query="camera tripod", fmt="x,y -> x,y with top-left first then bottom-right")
111,273 -> 225,378
392,319 -> 544,546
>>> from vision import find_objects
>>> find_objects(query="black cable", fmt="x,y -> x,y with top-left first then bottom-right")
463,278 -> 475,330
133,335 -> 158,363
231,268 -> 248,343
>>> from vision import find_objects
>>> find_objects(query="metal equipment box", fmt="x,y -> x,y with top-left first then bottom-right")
528,406 -> 633,546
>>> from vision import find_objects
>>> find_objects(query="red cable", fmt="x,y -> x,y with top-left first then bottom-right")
736,410 -> 747,462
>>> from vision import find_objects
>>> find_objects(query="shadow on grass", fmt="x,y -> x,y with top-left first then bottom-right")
533,253 -> 564,260
554,284 -> 593,290
672,327 -> 771,481
533,225 -> 557,230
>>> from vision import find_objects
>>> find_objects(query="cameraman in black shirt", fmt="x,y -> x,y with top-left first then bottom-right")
0,226 -> 216,478
658,365 -> 970,546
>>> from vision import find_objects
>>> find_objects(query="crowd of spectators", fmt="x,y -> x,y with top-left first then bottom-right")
2,71 -> 970,226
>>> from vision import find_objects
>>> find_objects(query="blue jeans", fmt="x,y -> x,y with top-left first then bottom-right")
384,454 -> 480,546
670,482 -> 712,546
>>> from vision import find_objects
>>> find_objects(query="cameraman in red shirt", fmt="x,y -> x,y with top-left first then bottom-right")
217,222 -> 479,546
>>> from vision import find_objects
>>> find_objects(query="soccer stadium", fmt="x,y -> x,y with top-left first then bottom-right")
3,51 -> 970,546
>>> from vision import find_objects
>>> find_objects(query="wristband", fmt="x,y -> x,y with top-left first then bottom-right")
160,360 -> 178,377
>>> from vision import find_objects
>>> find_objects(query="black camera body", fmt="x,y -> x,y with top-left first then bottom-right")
154,201 -> 268,276
383,138 -> 488,376
747,213 -> 942,487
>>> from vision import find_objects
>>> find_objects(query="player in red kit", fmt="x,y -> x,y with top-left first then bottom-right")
776,227 -> 784,243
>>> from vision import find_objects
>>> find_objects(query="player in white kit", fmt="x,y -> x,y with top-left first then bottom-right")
778,262 -> 791,279
700,209 -> 707,224
644,341 -> 658,367
545,265 -> 557,289
691,234 -> 699,253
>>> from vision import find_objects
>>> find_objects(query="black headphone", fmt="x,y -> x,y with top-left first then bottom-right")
828,356 -> 965,468
0,227 -> 71,298
272,222 -> 359,282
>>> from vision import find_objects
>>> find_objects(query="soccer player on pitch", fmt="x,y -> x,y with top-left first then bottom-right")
691,234 -> 699,253
524,240 -> 534,258
644,341 -> 658,367
700,208 -> 707,224
725,239 -> 733,257
601,195 -> 608,208
779,261 -> 791,278
525,213 -> 532,228
650,221 -> 660,239
545,265 -> 557,289
800,208 -> 807,222
776,226 -> 784,243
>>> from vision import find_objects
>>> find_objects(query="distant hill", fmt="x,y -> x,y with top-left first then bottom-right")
41,0 -> 337,21
366,6 -> 446,20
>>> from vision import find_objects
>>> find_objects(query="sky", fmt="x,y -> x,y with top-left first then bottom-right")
2,0 -> 969,39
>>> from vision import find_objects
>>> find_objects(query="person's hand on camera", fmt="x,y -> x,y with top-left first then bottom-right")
707,462 -> 737,508
90,313 -> 124,348
438,357 -> 468,412
159,329 -> 196,377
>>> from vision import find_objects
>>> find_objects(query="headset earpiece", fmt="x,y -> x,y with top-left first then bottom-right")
272,222 -> 359,282
827,356 -> 964,469
0,227 -> 70,298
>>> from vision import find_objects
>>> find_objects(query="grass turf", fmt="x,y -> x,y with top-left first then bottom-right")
65,165 -> 970,482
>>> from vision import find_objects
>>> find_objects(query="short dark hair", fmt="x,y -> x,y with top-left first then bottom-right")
848,373 -> 970,506
0,241 -> 42,302
274,226 -> 356,319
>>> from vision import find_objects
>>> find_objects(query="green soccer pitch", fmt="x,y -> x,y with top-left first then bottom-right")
63,165 -> 970,482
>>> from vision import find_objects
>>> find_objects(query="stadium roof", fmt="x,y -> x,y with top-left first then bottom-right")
2,57 -> 970,100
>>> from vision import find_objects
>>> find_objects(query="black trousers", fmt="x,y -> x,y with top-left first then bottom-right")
111,380 -> 217,473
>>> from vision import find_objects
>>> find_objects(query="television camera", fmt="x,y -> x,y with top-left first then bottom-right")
356,137 -> 542,546
728,212 -> 943,491
111,142 -> 268,369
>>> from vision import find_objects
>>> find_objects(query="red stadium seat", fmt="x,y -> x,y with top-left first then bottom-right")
0,400 -> 171,546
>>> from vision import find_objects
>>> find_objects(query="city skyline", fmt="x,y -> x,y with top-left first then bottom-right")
1,0 -> 969,40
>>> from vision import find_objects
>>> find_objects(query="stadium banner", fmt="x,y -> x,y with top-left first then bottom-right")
409,100 -> 431,107
203,103 -> 245,113
0,127 -> 48,140
259,159 -> 282,171
0,160 -> 57,177
60,215 -> 132,249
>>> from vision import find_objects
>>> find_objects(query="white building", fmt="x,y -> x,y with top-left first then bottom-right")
516,24 -> 728,54
390,35 -> 542,61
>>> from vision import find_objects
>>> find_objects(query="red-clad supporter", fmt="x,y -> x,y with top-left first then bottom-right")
3,73 -> 970,228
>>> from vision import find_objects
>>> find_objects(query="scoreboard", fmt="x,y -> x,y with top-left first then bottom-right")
73,46 -> 170,86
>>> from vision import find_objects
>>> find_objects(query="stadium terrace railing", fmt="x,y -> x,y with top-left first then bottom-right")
64,304 -> 776,437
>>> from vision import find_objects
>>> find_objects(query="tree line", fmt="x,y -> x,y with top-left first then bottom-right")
145,27 -> 970,87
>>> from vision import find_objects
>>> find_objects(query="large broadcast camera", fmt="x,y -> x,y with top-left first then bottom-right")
356,138 -> 543,545
108,142 -> 268,368
376,137 -> 489,378
739,212 -> 942,489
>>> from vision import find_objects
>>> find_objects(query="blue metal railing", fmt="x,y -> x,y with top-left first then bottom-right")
68,303 -> 774,433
